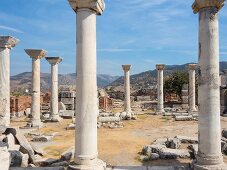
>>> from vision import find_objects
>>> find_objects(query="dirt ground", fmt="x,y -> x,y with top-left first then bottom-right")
11,114 -> 227,166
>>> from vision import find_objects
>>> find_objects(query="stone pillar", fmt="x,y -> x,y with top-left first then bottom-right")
156,64 -> 165,114
0,36 -> 19,127
46,57 -> 63,122
122,65 -> 132,118
181,84 -> 189,109
68,0 -> 106,169
25,49 -> 46,128
192,0 -> 226,169
188,64 -> 197,113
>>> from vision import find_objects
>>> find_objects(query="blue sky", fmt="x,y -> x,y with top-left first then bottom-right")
0,0 -> 227,76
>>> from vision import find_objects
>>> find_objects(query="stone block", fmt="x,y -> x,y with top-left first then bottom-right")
0,147 -> 10,170
188,144 -> 198,158
175,115 -> 193,121
98,116 -> 121,123
24,108 -> 31,116
8,144 -> 20,151
59,110 -> 74,118
142,144 -> 166,155
153,138 -> 168,145
9,150 -> 28,167
33,158 -> 59,167
51,161 -> 69,167
4,133 -> 16,148
148,166 -> 187,170
150,153 -> 160,160
10,167 -> 65,170
166,138 -> 181,149
159,148 -> 190,159
113,166 -> 147,170
0,141 -> 8,147
60,98 -> 74,105
58,102 -> 66,111
175,135 -> 198,144
30,143 -> 45,156
60,146 -> 74,161
32,135 -> 53,142
222,129 -> 227,139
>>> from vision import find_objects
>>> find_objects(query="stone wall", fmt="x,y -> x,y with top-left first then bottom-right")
10,96 -> 31,113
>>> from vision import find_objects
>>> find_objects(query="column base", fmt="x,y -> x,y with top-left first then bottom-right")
155,109 -> 165,115
68,159 -> 106,170
50,115 -> 63,122
188,108 -> 197,113
194,163 -> 227,170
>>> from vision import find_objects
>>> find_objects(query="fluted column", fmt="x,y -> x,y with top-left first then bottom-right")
0,36 -> 19,126
25,49 -> 46,128
46,57 -> 63,122
122,65 -> 132,118
188,64 -> 197,113
192,0 -> 226,169
156,64 -> 165,114
68,0 -> 106,169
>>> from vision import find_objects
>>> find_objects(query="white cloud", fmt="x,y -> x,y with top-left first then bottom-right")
0,25 -> 24,33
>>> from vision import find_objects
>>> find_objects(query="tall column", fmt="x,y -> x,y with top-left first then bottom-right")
25,49 -> 46,128
0,36 -> 19,127
68,0 -> 106,169
192,0 -> 226,169
188,64 -> 197,113
156,64 -> 165,114
46,57 -> 63,122
122,65 -> 132,118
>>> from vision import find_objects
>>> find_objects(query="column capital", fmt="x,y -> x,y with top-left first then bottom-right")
68,0 -> 105,15
156,64 -> 165,70
25,49 -> 46,59
122,65 -> 131,72
192,0 -> 225,13
188,63 -> 198,70
46,57 -> 63,65
0,36 -> 19,49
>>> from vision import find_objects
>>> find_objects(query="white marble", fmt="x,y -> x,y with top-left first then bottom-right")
188,64 -> 197,113
192,0 -> 226,169
0,36 -> 19,126
156,64 -> 165,114
46,57 -> 63,122
122,65 -> 132,118
25,49 -> 46,128
68,0 -> 106,169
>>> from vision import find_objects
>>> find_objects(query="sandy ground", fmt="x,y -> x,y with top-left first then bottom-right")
11,114 -> 227,166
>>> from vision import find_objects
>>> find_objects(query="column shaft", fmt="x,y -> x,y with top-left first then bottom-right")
196,7 -> 223,166
124,70 -> 131,115
31,58 -> 42,127
157,69 -> 164,113
75,9 -> 98,165
50,64 -> 58,118
189,69 -> 197,112
0,48 -> 10,126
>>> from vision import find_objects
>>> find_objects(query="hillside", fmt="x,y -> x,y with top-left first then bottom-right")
109,61 -> 227,89
10,72 -> 119,93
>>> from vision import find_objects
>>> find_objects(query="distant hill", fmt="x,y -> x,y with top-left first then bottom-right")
109,61 -> 227,89
10,72 -> 119,93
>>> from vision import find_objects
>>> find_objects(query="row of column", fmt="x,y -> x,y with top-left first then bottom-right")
68,0 -> 226,169
0,45 -> 63,128
155,64 -> 197,114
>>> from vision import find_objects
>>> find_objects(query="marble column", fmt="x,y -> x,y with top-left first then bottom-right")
46,57 -> 63,122
122,65 -> 132,118
25,49 -> 46,128
156,64 -> 165,114
68,0 -> 106,169
0,36 -> 19,127
188,64 -> 197,113
192,0 -> 226,169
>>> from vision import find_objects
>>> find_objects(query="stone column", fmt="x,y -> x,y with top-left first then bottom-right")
46,57 -> 63,122
68,0 -> 106,169
188,64 -> 197,113
0,36 -> 19,127
156,64 -> 165,114
25,49 -> 46,128
122,65 -> 132,118
192,0 -> 226,169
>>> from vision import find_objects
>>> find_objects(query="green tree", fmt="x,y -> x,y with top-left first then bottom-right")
164,71 -> 189,99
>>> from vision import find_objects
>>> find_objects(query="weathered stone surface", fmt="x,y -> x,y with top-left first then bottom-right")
166,138 -> 181,149
59,110 -> 74,118
0,147 -> 10,170
4,133 -> 15,148
58,102 -> 66,111
9,150 -> 29,167
30,143 -> 45,156
51,161 -> 69,167
150,153 -> 160,160
142,144 -> 166,155
175,135 -> 198,144
159,148 -> 190,159
188,144 -> 198,158
148,166 -> 188,170
10,167 -> 65,170
112,166 -> 147,170
153,138 -> 168,145
33,158 -> 59,167
222,129 -> 227,139
0,140 -> 8,147
24,108 -> 31,116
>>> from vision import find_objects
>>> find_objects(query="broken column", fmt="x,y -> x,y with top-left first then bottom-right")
122,65 -> 132,118
192,0 -> 226,169
156,64 -> 165,114
188,64 -> 197,113
25,49 -> 46,128
181,84 -> 189,109
0,36 -> 19,127
68,0 -> 106,169
46,57 -> 63,122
